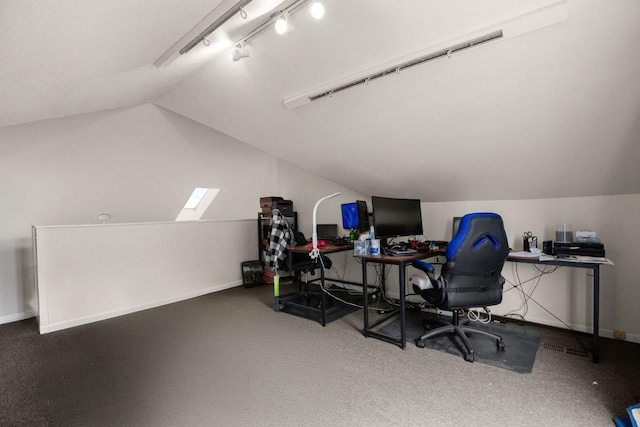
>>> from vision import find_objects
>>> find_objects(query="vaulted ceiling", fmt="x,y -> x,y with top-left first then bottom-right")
2,0 -> 639,202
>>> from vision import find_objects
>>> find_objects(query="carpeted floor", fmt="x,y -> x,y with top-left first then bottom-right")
1,283 -> 639,426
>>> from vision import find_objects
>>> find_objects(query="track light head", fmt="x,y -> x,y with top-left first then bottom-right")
231,44 -> 250,61
274,12 -> 294,35
309,1 -> 325,19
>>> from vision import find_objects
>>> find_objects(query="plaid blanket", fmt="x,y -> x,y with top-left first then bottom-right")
265,209 -> 295,272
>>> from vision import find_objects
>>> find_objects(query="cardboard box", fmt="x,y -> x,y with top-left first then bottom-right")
260,196 -> 283,215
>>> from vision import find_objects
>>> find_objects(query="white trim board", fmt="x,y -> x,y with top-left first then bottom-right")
0,310 -> 37,326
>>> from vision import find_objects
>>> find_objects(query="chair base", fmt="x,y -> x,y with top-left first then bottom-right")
416,313 -> 505,362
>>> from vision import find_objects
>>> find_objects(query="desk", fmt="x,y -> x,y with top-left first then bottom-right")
355,250 -> 444,349
275,243 -> 354,326
506,255 -> 613,363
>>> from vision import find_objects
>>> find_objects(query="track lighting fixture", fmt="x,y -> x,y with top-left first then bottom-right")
283,0 -> 569,109
156,0 -> 325,67
154,0 -> 253,67
274,11 -> 294,35
309,1 -> 325,20
231,43 -> 250,61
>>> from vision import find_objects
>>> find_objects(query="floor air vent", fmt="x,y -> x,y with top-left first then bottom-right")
542,342 -> 590,358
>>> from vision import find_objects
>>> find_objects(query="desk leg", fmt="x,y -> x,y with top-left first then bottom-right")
362,260 -> 369,337
274,275 -> 280,312
398,262 -> 406,349
593,264 -> 600,363
320,265 -> 326,327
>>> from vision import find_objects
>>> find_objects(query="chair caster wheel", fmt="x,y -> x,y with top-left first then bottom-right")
497,340 -> 505,351
464,351 -> 475,362
416,340 -> 425,348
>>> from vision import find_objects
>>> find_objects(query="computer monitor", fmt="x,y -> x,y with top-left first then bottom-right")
317,224 -> 339,240
452,216 -> 462,238
341,201 -> 369,233
371,196 -> 423,240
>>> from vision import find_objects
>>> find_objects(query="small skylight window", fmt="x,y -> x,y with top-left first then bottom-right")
176,188 -> 220,221
184,187 -> 209,209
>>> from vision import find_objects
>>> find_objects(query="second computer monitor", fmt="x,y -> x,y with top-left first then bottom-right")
371,196 -> 423,239
341,201 -> 369,233
452,216 -> 462,238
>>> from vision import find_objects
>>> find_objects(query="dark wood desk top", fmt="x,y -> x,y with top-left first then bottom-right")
288,242 -> 353,254
288,244 -> 445,262
354,249 -> 444,263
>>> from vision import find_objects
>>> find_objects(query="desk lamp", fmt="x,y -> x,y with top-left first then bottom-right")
310,192 -> 340,259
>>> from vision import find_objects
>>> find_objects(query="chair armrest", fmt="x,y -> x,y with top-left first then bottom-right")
412,260 -> 435,274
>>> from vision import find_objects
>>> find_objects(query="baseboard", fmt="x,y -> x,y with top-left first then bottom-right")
0,309 -> 37,326
493,314 -> 640,344
39,280 -> 242,334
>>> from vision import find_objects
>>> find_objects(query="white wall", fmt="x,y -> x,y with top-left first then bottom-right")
420,195 -> 640,342
0,104 -> 280,323
34,220 -> 255,333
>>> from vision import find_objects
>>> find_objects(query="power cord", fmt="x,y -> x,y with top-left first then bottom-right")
315,254 -> 388,311
502,263 -> 575,331
465,307 -> 492,324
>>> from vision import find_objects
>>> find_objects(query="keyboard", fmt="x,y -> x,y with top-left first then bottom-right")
386,247 -> 417,256
324,237 -> 351,246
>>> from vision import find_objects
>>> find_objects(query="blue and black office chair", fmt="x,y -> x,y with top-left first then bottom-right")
409,212 -> 509,362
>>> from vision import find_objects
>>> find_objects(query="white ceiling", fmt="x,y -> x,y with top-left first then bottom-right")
3,0 -> 640,202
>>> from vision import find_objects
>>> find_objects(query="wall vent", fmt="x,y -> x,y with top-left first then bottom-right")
542,342 -> 590,358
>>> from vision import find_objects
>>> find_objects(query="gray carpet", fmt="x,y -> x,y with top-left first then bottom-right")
377,310 -> 541,373
1,283 -> 639,426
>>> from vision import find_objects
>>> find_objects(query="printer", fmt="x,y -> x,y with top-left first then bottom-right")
554,236 -> 605,258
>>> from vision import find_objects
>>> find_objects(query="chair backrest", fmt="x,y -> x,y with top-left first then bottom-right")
440,212 -> 509,309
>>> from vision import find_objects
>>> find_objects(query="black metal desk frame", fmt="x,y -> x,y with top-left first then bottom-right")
274,243 -> 355,326
356,251 -> 443,349
507,256 -> 607,363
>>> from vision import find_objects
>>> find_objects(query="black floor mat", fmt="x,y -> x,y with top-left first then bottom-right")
378,310 -> 541,373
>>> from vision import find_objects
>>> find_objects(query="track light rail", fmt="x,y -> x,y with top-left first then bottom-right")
308,30 -> 503,102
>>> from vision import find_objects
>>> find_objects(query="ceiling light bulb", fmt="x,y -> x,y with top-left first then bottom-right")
310,1 -> 325,19
275,14 -> 288,35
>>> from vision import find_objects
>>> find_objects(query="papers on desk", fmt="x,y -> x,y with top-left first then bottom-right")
509,251 -> 541,259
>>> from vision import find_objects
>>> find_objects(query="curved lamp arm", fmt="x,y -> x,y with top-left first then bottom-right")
310,192 -> 341,259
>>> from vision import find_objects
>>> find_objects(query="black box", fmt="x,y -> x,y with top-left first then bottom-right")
241,260 -> 264,287
274,200 -> 293,216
